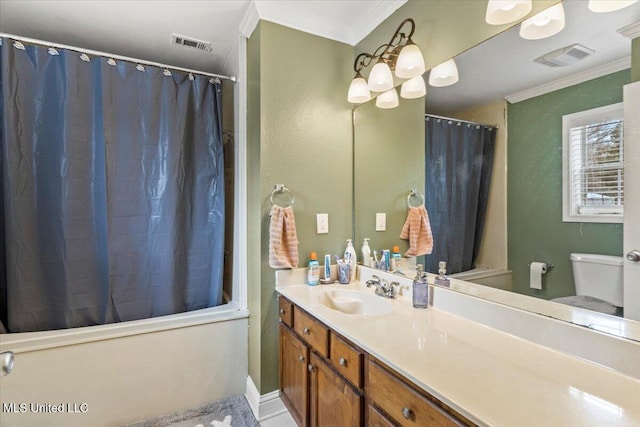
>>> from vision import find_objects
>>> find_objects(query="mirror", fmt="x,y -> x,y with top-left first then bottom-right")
354,0 -> 640,341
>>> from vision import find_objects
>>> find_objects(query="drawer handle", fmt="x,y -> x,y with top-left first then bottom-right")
279,309 -> 285,315
303,327 -> 310,335
308,364 -> 314,373
298,356 -> 305,363
402,407 -> 413,420
338,357 -> 347,367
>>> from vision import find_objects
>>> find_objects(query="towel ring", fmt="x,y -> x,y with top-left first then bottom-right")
270,184 -> 295,207
407,189 -> 425,208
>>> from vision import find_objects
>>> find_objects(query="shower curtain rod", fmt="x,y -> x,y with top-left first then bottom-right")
425,113 -> 498,129
0,33 -> 237,82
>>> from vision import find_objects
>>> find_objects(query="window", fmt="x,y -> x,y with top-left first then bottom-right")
562,103 -> 624,223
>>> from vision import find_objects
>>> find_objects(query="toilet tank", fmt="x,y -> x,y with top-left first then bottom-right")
570,253 -> 624,307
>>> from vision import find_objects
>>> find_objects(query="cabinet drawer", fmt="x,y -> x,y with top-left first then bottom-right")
329,333 -> 363,388
278,296 -> 294,327
294,307 -> 329,356
368,360 -> 468,427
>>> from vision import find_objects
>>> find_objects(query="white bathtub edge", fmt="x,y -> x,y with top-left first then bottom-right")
0,303 -> 249,354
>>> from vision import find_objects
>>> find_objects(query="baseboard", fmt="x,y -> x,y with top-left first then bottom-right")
245,376 -> 288,422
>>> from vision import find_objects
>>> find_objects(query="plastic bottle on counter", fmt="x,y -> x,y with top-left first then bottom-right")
412,264 -> 429,308
391,245 -> 402,271
344,239 -> 357,281
307,252 -> 320,286
434,261 -> 450,287
361,238 -> 371,267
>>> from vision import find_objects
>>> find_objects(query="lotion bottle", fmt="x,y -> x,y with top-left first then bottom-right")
344,239 -> 357,281
361,238 -> 371,267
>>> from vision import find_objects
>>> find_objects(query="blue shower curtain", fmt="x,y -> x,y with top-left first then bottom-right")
0,38 -> 225,333
424,117 -> 496,274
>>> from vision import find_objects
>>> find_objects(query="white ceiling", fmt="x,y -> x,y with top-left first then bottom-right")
425,0 -> 640,116
0,0 -> 406,76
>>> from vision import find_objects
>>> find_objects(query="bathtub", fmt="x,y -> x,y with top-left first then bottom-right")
450,267 -> 513,291
0,303 -> 249,427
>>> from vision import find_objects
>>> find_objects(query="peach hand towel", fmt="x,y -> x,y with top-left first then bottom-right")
269,205 -> 299,268
400,205 -> 434,257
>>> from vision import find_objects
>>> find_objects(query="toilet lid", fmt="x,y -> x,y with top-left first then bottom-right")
551,295 -> 622,316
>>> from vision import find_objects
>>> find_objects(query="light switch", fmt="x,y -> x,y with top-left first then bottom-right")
375,213 -> 386,231
317,213 -> 329,234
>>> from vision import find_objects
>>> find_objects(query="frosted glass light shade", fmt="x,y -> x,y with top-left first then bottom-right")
347,75 -> 371,103
428,59 -> 459,87
485,0 -> 532,25
588,0 -> 638,12
519,3 -> 565,40
368,61 -> 394,92
376,88 -> 399,109
400,76 -> 426,99
395,43 -> 426,79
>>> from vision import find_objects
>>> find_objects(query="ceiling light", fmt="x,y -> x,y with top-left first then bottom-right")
376,88 -> 399,109
347,72 -> 371,103
485,0 -> 532,25
428,59 -> 459,87
400,76 -> 426,99
348,18 -> 426,107
588,0 -> 639,12
519,3 -> 565,40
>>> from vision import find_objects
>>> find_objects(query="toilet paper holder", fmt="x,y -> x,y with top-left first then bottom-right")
528,261 -> 554,272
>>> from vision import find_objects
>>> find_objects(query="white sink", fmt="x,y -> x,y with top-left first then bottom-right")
318,289 -> 393,316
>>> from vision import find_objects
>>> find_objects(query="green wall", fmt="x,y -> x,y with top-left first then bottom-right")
633,38 -> 640,82
248,21 -> 354,393
507,70 -> 630,300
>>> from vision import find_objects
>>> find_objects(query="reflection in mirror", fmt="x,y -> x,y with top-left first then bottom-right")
353,0 -> 640,341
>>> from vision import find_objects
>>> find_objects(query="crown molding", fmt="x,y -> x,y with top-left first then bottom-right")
347,0 -> 407,45
618,21 -> 640,39
239,1 -> 260,38
506,57 -> 631,104
243,0 -> 406,46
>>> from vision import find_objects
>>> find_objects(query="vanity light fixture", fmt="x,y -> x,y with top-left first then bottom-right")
519,3 -> 565,40
400,75 -> 427,99
485,0 -> 532,25
588,0 -> 639,12
347,18 -> 426,107
428,58 -> 459,87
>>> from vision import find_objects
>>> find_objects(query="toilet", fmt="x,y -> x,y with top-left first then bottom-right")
552,253 -> 624,316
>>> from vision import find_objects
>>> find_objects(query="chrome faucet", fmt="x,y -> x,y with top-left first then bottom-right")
366,275 -> 400,299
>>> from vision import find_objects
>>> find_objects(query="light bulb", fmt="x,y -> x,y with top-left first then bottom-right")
485,0 -> 532,25
519,3 -> 565,40
400,76 -> 426,99
395,43 -> 425,79
376,88 -> 399,109
347,74 -> 371,103
368,61 -> 394,92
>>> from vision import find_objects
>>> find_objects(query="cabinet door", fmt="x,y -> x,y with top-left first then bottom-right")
280,324 -> 309,427
309,352 -> 362,427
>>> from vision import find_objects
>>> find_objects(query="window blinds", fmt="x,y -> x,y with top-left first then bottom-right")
569,118 -> 624,214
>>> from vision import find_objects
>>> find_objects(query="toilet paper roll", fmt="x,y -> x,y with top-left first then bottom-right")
529,262 -> 547,290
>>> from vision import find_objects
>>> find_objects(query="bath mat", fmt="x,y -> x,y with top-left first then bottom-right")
122,395 -> 259,427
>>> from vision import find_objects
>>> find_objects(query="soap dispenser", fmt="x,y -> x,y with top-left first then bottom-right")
412,264 -> 429,308
361,238 -> 371,267
344,239 -> 357,281
434,261 -> 450,287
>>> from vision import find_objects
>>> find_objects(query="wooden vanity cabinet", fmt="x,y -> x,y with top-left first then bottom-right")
278,295 -> 476,427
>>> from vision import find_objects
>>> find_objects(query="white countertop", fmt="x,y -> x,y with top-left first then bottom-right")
276,279 -> 640,427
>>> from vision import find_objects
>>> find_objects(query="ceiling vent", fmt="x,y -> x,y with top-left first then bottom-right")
533,44 -> 595,67
171,34 -> 212,53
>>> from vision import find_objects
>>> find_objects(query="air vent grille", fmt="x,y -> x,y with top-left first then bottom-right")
171,34 -> 212,53
534,44 -> 595,67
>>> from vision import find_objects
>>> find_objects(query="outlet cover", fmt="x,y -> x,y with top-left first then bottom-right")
375,213 -> 386,231
317,213 -> 329,234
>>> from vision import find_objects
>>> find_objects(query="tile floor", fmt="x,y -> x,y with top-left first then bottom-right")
258,411 -> 296,427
